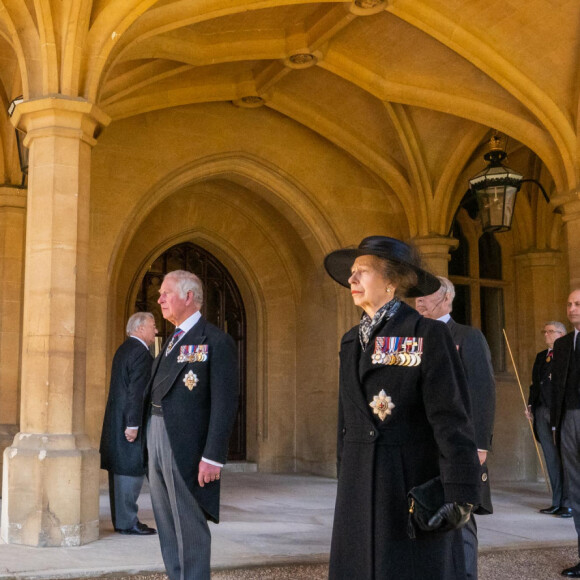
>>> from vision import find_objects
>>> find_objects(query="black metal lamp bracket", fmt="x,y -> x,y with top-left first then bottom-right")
520,179 -> 550,204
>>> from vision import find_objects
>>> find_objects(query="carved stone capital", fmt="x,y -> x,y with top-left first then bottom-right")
9,97 -> 110,148
550,189 -> 580,223
411,235 -> 459,276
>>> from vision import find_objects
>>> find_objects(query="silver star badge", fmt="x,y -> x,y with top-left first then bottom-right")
183,370 -> 199,391
369,389 -> 395,421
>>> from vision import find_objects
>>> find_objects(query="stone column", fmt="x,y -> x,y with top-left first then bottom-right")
512,249 -> 564,480
514,250 -> 565,357
412,235 -> 458,276
1,98 -> 110,546
0,186 -> 26,488
552,191 -> 580,289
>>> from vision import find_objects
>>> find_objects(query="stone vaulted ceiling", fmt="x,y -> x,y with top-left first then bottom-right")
0,0 -> 579,244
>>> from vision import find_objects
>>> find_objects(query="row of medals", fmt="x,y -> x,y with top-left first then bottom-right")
371,351 -> 422,367
177,351 -> 208,363
177,345 -> 209,363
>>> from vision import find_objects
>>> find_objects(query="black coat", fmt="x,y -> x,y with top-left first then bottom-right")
551,331 -> 575,431
143,316 -> 238,523
528,349 -> 552,440
100,338 -> 153,476
329,302 -> 481,580
447,318 -> 495,515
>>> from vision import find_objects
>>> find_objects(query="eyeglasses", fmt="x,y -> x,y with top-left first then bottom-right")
541,330 -> 562,334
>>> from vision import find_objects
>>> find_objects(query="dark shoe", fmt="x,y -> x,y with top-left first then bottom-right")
539,505 -> 560,514
555,507 -> 573,518
562,562 -> 580,577
118,521 -> 157,535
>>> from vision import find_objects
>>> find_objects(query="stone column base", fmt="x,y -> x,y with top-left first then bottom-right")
1,433 -> 100,546
0,424 -> 19,498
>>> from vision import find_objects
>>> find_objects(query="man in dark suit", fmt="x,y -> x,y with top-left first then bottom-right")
551,289 -> 580,577
416,276 -> 495,580
526,321 -> 569,516
100,312 -> 157,535
143,270 -> 238,580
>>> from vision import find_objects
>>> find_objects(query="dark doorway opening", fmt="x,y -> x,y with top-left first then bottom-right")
135,242 -> 247,460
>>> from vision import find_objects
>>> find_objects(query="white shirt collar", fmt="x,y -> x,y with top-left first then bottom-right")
130,335 -> 149,349
175,310 -> 202,337
438,313 -> 451,324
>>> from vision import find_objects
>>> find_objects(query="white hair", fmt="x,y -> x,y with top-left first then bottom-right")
126,312 -> 154,336
437,276 -> 456,301
545,321 -> 567,334
164,270 -> 204,306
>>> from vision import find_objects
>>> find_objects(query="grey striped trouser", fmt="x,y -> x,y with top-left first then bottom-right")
109,471 -> 144,530
147,415 -> 211,580
561,409 -> 580,557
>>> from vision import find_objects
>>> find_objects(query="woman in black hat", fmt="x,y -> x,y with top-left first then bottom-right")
325,236 -> 481,580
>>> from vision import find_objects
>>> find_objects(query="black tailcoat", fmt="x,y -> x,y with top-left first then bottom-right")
528,348 -> 552,440
551,331 -> 575,431
143,316 -> 238,523
100,338 -> 153,476
446,318 -> 495,515
329,302 -> 480,580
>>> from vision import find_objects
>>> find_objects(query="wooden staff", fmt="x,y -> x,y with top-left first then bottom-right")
502,328 -> 551,493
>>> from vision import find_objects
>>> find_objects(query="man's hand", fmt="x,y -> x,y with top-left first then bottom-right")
478,450 -> 487,466
125,427 -> 138,443
524,405 -> 533,421
198,460 -> 221,487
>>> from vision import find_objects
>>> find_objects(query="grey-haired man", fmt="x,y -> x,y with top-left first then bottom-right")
100,312 -> 157,535
526,321 -> 569,516
143,270 -> 238,580
416,277 -> 495,580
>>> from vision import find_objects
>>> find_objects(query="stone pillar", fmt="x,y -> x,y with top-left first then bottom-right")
1,98 -> 110,546
412,235 -> 458,276
0,186 -> 26,488
512,249 -> 564,480
552,191 -> 580,289
514,250 -> 565,359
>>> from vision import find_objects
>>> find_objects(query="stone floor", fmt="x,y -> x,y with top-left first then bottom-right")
0,473 -> 577,579
49,548 -> 580,580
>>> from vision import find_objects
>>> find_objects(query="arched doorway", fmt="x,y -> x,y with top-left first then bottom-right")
134,242 -> 246,460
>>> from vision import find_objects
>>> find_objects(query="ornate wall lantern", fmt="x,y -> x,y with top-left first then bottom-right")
468,133 -> 523,233
467,132 -> 550,233
7,96 -> 28,186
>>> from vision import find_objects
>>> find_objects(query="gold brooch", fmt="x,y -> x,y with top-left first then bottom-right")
369,389 -> 395,421
183,370 -> 199,391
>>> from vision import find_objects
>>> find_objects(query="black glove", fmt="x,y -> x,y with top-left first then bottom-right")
426,502 -> 472,531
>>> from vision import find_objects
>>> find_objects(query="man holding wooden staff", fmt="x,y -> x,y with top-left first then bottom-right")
526,321 -> 569,517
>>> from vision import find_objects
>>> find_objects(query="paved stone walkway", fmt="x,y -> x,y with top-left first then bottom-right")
65,546 -> 578,579
1,474 -> 577,579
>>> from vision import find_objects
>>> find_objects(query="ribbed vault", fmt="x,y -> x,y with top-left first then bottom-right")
1,0 -> 578,244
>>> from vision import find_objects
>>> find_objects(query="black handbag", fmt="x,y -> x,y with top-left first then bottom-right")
407,476 -> 446,539
407,476 -> 473,539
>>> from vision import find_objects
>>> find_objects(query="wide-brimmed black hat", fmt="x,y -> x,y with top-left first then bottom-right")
324,236 -> 441,297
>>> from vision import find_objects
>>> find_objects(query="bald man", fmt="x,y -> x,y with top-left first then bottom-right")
552,290 -> 580,577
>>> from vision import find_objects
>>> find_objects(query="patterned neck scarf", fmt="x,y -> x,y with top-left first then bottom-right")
359,298 -> 401,350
